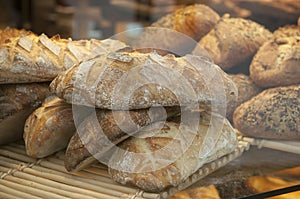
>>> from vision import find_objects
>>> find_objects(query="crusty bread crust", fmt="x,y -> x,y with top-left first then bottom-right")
233,84 -> 300,140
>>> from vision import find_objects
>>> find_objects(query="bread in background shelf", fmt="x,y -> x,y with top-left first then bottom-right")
168,184 -> 221,199
193,14 -> 273,70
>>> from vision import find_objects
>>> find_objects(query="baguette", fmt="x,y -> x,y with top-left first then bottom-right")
50,51 -> 238,110
193,14 -> 273,70
136,4 -> 220,55
64,106 -> 180,171
108,112 -> 238,192
250,27 -> 300,87
0,83 -> 50,145
0,30 -> 128,83
233,84 -> 300,140
23,97 -> 92,158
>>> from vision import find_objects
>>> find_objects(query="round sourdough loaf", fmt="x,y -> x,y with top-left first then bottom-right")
250,26 -> 300,87
194,14 -> 273,70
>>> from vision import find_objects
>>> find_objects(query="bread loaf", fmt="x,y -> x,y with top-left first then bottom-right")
0,30 -> 128,83
50,51 -> 238,110
250,27 -> 300,87
193,14 -> 273,70
64,106 -> 180,171
108,112 -> 238,192
136,4 -> 220,55
0,83 -> 50,145
226,74 -> 261,122
23,97 -> 92,158
233,84 -> 300,140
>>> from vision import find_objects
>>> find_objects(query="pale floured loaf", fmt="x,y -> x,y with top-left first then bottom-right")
50,51 -> 238,110
0,30 -> 128,83
108,112 -> 238,192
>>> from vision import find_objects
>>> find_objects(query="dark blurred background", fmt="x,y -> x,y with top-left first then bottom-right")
0,0 -> 299,40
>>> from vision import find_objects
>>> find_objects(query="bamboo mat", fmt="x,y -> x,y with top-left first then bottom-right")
0,139 -> 250,199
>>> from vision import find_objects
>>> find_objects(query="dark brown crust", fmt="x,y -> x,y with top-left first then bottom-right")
195,15 -> 273,70
233,84 -> 300,140
250,36 -> 300,88
0,83 -> 50,145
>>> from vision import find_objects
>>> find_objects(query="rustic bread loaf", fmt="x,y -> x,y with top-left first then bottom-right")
273,25 -> 300,39
250,27 -> 300,87
226,74 -> 261,122
0,83 -> 50,145
193,14 -> 273,70
23,97 -> 92,158
0,27 -> 32,44
136,4 -> 220,55
108,112 -> 238,192
0,30 -> 128,83
64,106 -> 180,171
50,51 -> 237,110
233,84 -> 300,140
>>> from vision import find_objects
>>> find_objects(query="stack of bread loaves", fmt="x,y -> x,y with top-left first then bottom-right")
48,50 -> 239,192
23,4 -> 241,193
0,26 -> 128,146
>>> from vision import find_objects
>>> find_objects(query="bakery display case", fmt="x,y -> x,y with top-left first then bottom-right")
0,0 -> 299,198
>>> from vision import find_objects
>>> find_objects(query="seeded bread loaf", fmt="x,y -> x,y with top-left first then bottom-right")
50,51 -> 237,110
250,27 -> 300,87
0,83 -> 50,145
233,84 -> 300,140
193,14 -> 273,70
226,74 -> 261,122
23,97 -> 92,158
64,106 -> 180,171
0,30 -> 128,83
108,112 -> 238,192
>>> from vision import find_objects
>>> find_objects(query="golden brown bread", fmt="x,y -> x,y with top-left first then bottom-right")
250,27 -> 300,87
0,30 -> 128,83
108,112 -> 238,192
193,14 -> 273,70
233,84 -> 300,140
136,4 -> 219,55
226,74 -> 261,122
23,97 -> 92,158
0,83 -> 50,145
0,27 -> 32,44
168,185 -> 221,199
50,51 -> 238,110
64,106 -> 180,171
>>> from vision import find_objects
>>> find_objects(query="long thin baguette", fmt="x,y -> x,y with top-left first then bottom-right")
0,83 -> 50,145
65,106 -> 180,171
0,29 -> 128,83
50,51 -> 238,110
